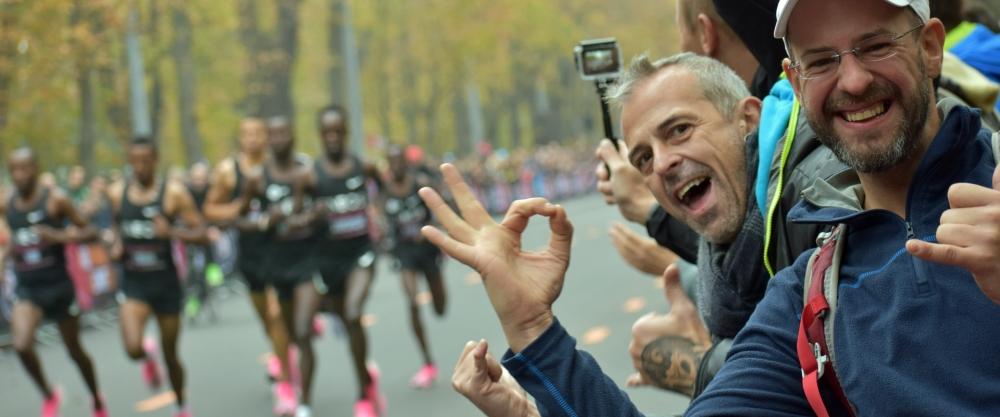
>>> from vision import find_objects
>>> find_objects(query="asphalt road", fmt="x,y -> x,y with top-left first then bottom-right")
0,193 -> 690,417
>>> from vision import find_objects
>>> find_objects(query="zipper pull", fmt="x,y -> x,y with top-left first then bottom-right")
905,221 -> 916,240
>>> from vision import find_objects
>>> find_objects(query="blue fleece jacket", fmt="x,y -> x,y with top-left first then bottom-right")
503,105 -> 1000,416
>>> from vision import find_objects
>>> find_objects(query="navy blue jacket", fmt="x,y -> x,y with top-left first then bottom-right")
503,105 -> 1000,416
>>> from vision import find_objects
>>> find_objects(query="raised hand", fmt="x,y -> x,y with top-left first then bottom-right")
452,339 -> 540,417
595,139 -> 658,224
907,163 -> 1000,305
609,222 -> 679,276
626,264 -> 711,395
419,163 -> 574,352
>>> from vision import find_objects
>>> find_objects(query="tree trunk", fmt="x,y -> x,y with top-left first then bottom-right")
148,0 -> 164,141
72,0 -> 97,171
237,0 -> 300,120
171,4 -> 203,164
327,0 -> 347,106
0,4 -> 15,136
266,0 -> 299,121
237,0 -> 264,116
77,69 -> 97,172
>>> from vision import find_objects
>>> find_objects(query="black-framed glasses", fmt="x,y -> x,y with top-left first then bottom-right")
790,24 -> 924,80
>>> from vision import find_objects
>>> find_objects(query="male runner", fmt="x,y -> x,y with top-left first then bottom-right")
202,118 -> 295,412
381,145 -> 447,389
183,161 -> 216,321
108,137 -> 206,417
238,116 -> 319,417
1,147 -> 107,417
302,104 -> 385,417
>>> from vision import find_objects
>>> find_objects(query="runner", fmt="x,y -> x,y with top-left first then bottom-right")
202,118 -> 295,414
107,137 -> 206,417
1,147 -> 108,417
183,161 -> 218,322
381,145 -> 447,389
302,104 -> 385,417
238,116 -> 320,417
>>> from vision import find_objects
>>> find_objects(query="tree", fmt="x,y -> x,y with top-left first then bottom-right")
171,1 -> 204,164
237,0 -> 301,120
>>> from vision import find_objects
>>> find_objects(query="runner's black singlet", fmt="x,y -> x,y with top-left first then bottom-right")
314,155 -> 371,242
384,177 -> 431,243
119,180 -> 178,280
6,189 -> 70,286
260,164 -> 315,286
314,156 -> 374,294
384,176 -> 441,272
234,157 -> 269,275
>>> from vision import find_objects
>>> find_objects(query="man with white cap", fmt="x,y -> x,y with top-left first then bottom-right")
418,0 -> 1000,415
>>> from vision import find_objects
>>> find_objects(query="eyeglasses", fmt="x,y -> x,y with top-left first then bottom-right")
790,24 -> 924,80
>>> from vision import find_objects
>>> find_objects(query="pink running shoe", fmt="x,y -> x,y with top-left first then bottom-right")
40,387 -> 61,417
353,399 -> 376,417
273,381 -> 297,416
92,395 -> 109,417
174,409 -> 192,417
410,363 -> 439,389
365,362 -> 387,416
312,316 -> 325,338
142,338 -> 162,389
267,353 -> 282,383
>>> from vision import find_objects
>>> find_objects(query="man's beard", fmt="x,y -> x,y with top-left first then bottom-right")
809,64 -> 930,174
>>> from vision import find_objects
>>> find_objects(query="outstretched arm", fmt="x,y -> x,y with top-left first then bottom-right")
419,163 -> 571,352
420,163 -> 645,417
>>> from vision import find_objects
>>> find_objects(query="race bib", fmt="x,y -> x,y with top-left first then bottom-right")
23,249 -> 42,265
328,212 -> 368,239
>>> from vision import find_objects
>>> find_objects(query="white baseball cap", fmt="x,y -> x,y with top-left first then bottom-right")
774,0 -> 929,38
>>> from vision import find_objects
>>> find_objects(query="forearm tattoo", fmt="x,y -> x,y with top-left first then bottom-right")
640,335 -> 707,396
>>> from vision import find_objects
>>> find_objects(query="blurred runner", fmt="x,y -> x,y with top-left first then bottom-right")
202,118 -> 295,413
381,145 -> 447,389
2,147 -> 108,417
107,137 -> 206,417
302,105 -> 385,417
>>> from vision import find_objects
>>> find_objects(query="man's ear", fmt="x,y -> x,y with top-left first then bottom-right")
782,58 -> 803,98
736,96 -> 763,135
696,13 -> 719,56
921,18 -> 946,79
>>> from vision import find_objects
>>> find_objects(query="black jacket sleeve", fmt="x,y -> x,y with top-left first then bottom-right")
645,206 -> 699,263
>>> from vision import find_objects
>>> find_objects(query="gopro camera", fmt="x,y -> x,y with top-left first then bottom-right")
574,38 -> 622,81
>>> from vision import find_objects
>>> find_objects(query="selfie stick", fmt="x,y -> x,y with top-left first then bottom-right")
595,79 -> 618,149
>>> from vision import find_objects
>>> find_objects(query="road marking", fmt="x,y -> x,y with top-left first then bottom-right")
135,391 -> 176,413
581,325 -> 611,345
623,297 -> 646,313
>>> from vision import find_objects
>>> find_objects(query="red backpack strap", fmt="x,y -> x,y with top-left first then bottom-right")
797,225 -> 855,417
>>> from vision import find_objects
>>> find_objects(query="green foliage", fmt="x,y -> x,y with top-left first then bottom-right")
0,0 -> 678,172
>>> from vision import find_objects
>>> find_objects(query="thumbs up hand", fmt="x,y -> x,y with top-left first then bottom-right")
907,164 -> 1000,306
626,264 -> 711,396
